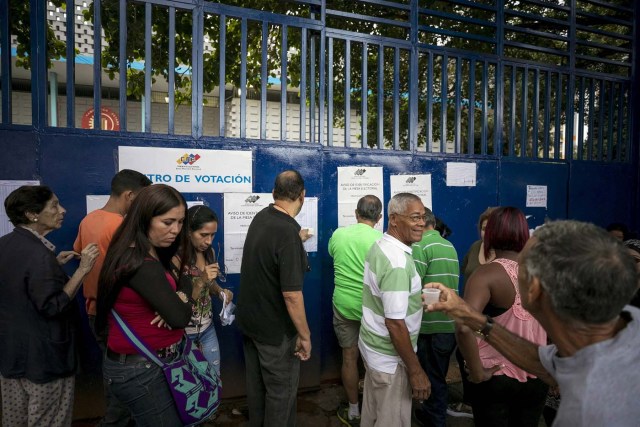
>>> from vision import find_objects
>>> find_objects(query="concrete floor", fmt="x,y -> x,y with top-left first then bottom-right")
68,360 -> 477,427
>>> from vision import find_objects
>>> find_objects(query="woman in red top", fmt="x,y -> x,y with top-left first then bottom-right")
96,184 -> 192,426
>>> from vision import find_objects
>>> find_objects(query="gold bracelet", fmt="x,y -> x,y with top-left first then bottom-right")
474,315 -> 494,340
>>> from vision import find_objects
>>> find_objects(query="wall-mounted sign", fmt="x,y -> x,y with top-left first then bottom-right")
81,107 -> 120,130
118,146 -> 253,193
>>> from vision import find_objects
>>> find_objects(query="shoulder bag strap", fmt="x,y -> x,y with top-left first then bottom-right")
111,309 -> 166,367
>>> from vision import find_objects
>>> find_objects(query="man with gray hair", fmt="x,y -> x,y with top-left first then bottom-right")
359,193 -> 430,426
329,195 -> 383,425
424,220 -> 640,426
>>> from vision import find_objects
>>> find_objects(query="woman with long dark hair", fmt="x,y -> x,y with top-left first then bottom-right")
456,207 -> 548,427
172,205 -> 233,375
96,184 -> 193,426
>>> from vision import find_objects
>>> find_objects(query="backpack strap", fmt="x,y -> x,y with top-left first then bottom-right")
111,309 -> 165,367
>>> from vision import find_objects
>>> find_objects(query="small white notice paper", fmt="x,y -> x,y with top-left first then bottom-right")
526,185 -> 548,208
446,162 -> 477,187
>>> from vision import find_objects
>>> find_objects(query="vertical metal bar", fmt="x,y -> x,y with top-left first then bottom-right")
31,0 -> 47,128
361,42 -> 367,149
240,17 -> 247,139
509,66 -> 516,157
66,0 -> 75,128
440,54 -> 448,153
300,28 -> 307,142
93,0 -> 102,130
532,68 -> 539,158
426,51 -> 433,152
280,25 -> 288,142
191,6 -> 203,138
543,70 -> 551,159
554,73 -> 562,159
219,15 -> 226,137
408,0 -> 418,152
598,79 -> 605,161
481,61 -> 488,155
454,57 -> 461,153
577,76 -> 585,160
345,40 -> 351,147
260,22 -> 267,140
615,83 -> 626,162
467,59 -> 476,155
310,33 -> 315,144
0,0 -> 11,123
143,2 -> 151,132
587,78 -> 595,161
327,37 -> 333,147
377,44 -> 383,149
495,60 -> 504,157
606,81 -> 614,161
520,67 -> 528,158
167,7 -> 175,135
394,47 -> 400,150
318,5 -> 326,146
118,0 -> 127,131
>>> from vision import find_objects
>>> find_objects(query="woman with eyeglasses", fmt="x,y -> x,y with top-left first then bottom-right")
172,205 -> 233,375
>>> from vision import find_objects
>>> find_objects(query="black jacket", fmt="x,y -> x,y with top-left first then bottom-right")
0,227 -> 78,383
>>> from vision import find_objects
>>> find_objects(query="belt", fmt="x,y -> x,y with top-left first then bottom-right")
106,348 -> 149,364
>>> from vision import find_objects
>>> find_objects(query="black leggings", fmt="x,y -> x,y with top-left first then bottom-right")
467,374 -> 548,427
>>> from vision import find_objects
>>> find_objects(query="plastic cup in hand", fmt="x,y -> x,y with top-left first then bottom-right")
422,288 -> 441,305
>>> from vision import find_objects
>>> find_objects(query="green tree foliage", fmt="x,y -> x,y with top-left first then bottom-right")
10,0 -> 67,69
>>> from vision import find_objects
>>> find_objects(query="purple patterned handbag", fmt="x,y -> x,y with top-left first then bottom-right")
112,310 -> 221,426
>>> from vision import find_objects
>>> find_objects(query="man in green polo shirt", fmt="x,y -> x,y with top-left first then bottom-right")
412,207 -> 460,427
329,195 -> 382,426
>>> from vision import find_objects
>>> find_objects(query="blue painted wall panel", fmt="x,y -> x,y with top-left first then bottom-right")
568,162 -> 636,231
499,160 -> 570,230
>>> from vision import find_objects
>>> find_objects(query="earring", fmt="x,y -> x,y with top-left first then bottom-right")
33,217 -> 38,222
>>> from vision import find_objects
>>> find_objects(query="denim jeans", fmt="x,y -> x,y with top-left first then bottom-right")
102,354 -> 182,427
467,374 -> 548,427
415,333 -> 457,427
243,334 -> 300,427
89,315 -> 134,427
188,324 -> 221,376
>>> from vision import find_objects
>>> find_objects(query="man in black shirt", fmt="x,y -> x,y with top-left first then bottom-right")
237,170 -> 311,427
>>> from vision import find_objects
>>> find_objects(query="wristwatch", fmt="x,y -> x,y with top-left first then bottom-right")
474,315 -> 494,340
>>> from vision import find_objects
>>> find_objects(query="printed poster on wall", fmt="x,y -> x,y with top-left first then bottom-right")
0,180 -> 40,237
390,174 -> 433,211
446,162 -> 477,187
224,193 -> 273,274
526,185 -> 548,208
118,146 -> 252,193
223,194 -> 319,274
337,166 -> 384,231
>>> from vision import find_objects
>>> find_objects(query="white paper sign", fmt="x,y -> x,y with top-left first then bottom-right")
223,193 -> 273,274
86,195 -> 110,213
0,180 -> 40,237
337,167 -> 384,231
446,162 -> 477,187
390,174 -> 433,211
526,185 -> 548,208
118,146 -> 252,193
296,197 -> 318,253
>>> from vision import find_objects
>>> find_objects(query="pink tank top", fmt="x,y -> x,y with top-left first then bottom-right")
477,258 -> 547,382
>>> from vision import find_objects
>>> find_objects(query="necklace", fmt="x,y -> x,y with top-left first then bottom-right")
273,203 -> 291,217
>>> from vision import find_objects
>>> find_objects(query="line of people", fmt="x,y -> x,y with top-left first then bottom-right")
1,169 -> 639,427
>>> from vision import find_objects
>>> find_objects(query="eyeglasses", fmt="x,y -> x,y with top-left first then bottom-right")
213,242 -> 228,283
395,213 -> 428,224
